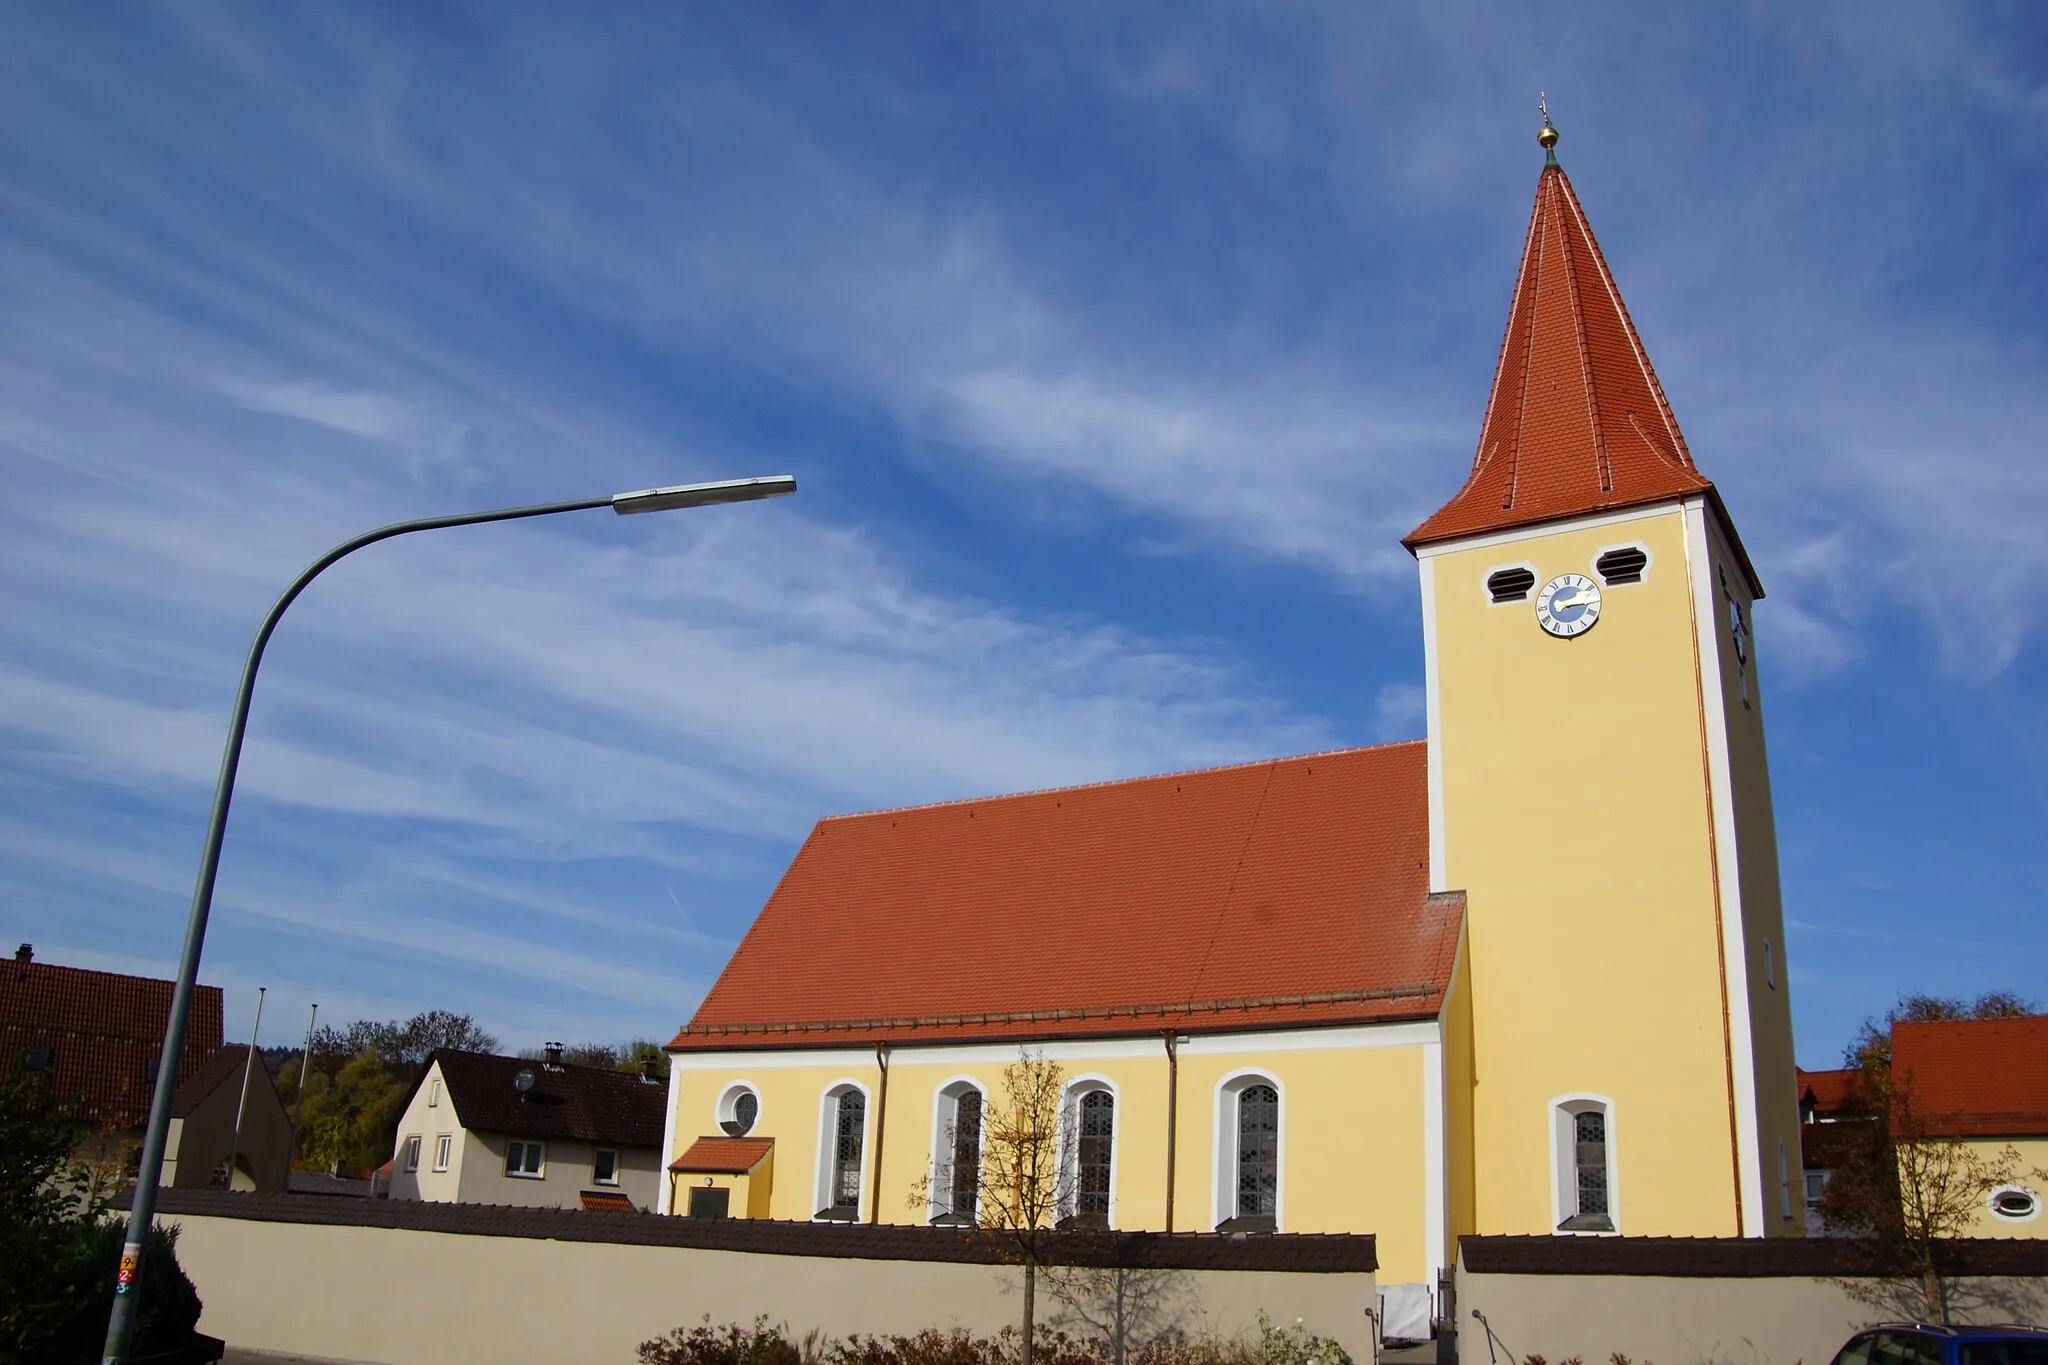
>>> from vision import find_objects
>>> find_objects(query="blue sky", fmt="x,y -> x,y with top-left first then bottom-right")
2,3 -> 2043,1068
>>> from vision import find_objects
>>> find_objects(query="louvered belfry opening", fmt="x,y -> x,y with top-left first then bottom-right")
1596,546 -> 1648,585
1487,567 -> 1536,603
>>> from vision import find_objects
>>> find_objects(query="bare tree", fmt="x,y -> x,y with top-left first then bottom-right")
909,1048 -> 1078,1365
1822,1050 -> 2044,1321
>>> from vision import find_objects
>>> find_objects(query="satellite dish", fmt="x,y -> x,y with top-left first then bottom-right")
514,1068 -> 535,1095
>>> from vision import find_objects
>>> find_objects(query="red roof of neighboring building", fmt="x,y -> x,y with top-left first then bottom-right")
1797,1067 -> 1868,1117
671,1136 -> 775,1174
579,1189 -> 638,1212
1891,1015 -> 2048,1138
671,743 -> 1461,1050
0,950 -> 225,1126
1405,153 -> 1728,558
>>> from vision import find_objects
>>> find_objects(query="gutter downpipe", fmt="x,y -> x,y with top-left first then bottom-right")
1163,1031 -> 1179,1232
869,1042 -> 891,1223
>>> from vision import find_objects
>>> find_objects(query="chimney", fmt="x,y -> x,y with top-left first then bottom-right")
14,944 -> 30,963
543,1041 -> 563,1068
640,1060 -> 662,1085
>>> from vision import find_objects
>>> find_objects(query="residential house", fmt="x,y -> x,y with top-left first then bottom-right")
387,1048 -> 666,1211
1,943 -> 290,1190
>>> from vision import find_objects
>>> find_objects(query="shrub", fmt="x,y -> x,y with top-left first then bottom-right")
642,1316 -> 803,1365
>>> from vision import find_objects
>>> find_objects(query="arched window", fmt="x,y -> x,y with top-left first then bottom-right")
1060,1084 -> 1115,1229
816,1085 -> 867,1221
1553,1097 -> 1615,1233
718,1083 -> 760,1137
930,1081 -> 983,1226
1214,1073 -> 1281,1231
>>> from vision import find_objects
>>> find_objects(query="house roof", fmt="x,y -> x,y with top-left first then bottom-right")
1404,147 -> 1758,593
579,1190 -> 637,1213
1797,1066 -> 1867,1117
0,951 -> 226,1126
170,1043 -> 262,1119
425,1049 -> 667,1148
672,742 -> 1461,1051
1891,1015 -> 2048,1138
671,1136 -> 774,1174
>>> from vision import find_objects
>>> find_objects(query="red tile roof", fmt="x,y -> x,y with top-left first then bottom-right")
0,953 -> 225,1125
1797,1067 -> 1868,1117
1891,1015 -> 2048,1138
671,1136 -> 775,1174
579,1189 -> 638,1213
1405,158 -> 1752,586
672,743 -> 1460,1050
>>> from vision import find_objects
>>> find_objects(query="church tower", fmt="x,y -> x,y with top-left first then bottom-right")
1407,115 -> 1802,1240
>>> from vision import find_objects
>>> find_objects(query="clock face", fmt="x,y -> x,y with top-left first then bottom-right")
1536,573 -> 1603,637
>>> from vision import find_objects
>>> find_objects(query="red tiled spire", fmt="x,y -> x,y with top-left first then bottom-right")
1405,130 -> 1712,550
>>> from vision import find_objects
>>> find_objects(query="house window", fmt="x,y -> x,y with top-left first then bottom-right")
816,1086 -> 866,1220
593,1149 -> 620,1186
403,1136 -> 422,1174
1555,1100 -> 1615,1232
719,1084 -> 760,1137
433,1135 -> 451,1172
26,1045 -> 52,1072
930,1082 -> 984,1225
505,1140 -> 545,1178
429,1079 -> 441,1107
1061,1084 -> 1115,1230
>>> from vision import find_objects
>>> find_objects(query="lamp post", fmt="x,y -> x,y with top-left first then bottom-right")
101,475 -> 795,1364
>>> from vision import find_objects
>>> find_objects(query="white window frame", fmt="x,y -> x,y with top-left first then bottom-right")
717,1080 -> 763,1137
432,1134 -> 451,1173
504,1139 -> 546,1179
1057,1076 -> 1120,1229
1549,1094 -> 1620,1235
1988,1184 -> 2042,1224
592,1148 -> 621,1186
1211,1069 -> 1285,1232
402,1135 -> 421,1173
812,1079 -> 871,1222
428,1078 -> 441,1107
926,1076 -> 986,1225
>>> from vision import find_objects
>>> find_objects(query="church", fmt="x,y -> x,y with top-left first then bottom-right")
657,117 -> 1804,1293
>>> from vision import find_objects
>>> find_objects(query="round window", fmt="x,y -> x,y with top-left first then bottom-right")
719,1086 -> 759,1137
1989,1186 -> 2039,1221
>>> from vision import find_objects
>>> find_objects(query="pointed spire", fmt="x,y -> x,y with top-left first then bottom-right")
1405,127 -> 1713,551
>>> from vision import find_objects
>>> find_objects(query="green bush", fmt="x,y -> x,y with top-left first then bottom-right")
638,1317 -> 1354,1365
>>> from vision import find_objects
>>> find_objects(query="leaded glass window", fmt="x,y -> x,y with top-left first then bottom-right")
1237,1084 -> 1279,1220
949,1088 -> 983,1220
828,1090 -> 865,1216
1070,1089 -> 1114,1227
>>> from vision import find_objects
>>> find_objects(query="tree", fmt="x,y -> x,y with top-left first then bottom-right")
293,1050 -> 410,1176
911,1049 -> 1081,1365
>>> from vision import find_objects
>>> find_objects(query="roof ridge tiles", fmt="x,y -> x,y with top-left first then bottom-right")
819,740 -> 1428,823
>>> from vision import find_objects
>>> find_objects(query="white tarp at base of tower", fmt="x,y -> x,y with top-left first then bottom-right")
1378,1283 -> 1433,1343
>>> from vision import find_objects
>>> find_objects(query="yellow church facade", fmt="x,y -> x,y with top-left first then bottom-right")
660,124 -> 1806,1291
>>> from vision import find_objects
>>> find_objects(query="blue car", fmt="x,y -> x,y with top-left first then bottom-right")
1829,1325 -> 2048,1365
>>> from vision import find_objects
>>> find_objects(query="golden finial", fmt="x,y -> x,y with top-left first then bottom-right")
1538,92 -> 1560,151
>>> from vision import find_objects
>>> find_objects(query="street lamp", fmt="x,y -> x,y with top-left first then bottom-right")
101,474 -> 795,1364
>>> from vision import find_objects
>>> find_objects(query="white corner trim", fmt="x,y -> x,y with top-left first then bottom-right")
1209,1067 -> 1286,1233
1411,501 -> 1683,561
1684,500 -> 1765,1236
657,1055 -> 685,1214
1422,1037 -> 1446,1283
1419,555 -> 1447,893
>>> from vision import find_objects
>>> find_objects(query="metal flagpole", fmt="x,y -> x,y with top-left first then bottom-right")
289,1002 -> 317,1173
226,987 -> 265,1190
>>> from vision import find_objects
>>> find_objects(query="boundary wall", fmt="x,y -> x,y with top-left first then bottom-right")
1457,1236 -> 2048,1365
134,1191 -> 1378,1365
